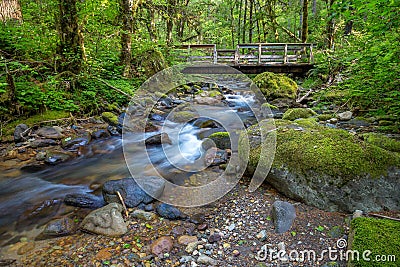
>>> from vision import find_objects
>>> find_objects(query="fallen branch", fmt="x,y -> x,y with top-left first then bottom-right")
333,98 -> 351,115
95,78 -> 133,99
296,89 -> 314,103
116,191 -> 129,217
368,213 -> 400,222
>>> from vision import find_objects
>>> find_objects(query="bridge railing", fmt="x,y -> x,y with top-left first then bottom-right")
176,43 -> 314,66
236,43 -> 314,65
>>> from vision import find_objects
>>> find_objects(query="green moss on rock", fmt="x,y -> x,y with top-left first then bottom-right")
139,49 -> 167,77
2,111 -> 70,142
318,114 -> 335,121
244,120 -> 400,182
253,72 -> 298,100
282,108 -> 317,121
274,127 -> 399,181
101,112 -> 119,126
208,90 -> 222,97
348,217 -> 400,267
209,132 -> 230,149
294,118 -> 320,128
261,102 -> 279,110
361,133 -> 400,153
170,111 -> 197,123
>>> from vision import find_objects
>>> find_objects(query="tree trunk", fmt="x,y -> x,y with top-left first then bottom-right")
120,0 -> 134,77
147,7 -> 157,42
344,3 -> 353,35
301,0 -> 309,43
166,0 -> 175,45
326,0 -> 335,48
242,0 -> 247,43
0,0 -> 22,22
237,0 -> 243,44
57,0 -> 84,74
230,2 -> 235,47
248,0 -> 254,43
312,0 -> 317,16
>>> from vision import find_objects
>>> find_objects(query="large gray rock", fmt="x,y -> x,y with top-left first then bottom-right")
39,217 -> 76,239
64,193 -> 105,209
156,203 -> 186,220
337,111 -> 353,121
241,119 -> 400,213
14,124 -> 29,142
81,203 -> 127,236
271,201 -> 296,234
36,126 -> 64,139
103,177 -> 165,208
145,133 -> 172,146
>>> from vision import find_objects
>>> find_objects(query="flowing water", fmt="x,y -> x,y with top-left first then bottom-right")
0,78 -> 261,246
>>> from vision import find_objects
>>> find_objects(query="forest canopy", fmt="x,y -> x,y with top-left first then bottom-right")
0,0 -> 399,123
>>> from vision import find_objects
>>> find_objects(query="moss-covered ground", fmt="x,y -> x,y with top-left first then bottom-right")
348,217 -> 400,267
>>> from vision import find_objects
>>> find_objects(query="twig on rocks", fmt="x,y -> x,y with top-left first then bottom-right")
368,213 -> 400,222
296,89 -> 313,103
116,191 -> 129,218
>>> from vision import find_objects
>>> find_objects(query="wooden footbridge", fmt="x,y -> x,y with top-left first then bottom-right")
175,43 -> 315,75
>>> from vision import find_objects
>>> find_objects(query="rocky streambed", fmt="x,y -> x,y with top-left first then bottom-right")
0,73 -> 399,266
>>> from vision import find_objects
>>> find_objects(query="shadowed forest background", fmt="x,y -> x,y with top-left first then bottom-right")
0,0 -> 399,132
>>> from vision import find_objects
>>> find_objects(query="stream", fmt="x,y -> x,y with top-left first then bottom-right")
0,78 -> 261,246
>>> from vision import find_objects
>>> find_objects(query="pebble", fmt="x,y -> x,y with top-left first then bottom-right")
208,233 -> 221,243
256,230 -> 268,241
197,223 -> 208,231
150,236 -> 174,256
186,241 -> 203,254
17,242 -> 35,255
353,210 -> 363,218
232,249 -> 240,257
178,235 -> 198,245
180,256 -> 194,263
223,243 -> 231,249
197,254 -> 217,266
131,209 -> 156,221
227,223 -> 236,231
277,242 -> 285,251
95,248 -> 112,260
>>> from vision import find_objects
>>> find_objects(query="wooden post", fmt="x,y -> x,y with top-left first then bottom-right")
309,44 -> 314,64
235,45 -> 240,65
258,43 -> 262,64
213,45 -> 217,64
283,44 -> 288,64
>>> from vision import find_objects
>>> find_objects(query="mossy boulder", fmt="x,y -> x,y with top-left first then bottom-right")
361,133 -> 400,153
318,114 -> 335,121
253,72 -> 298,100
102,112 -> 119,126
240,119 -> 400,212
209,132 -> 230,149
282,108 -> 317,121
169,111 -> 197,123
139,48 -> 167,77
294,117 -> 319,128
348,217 -> 400,267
